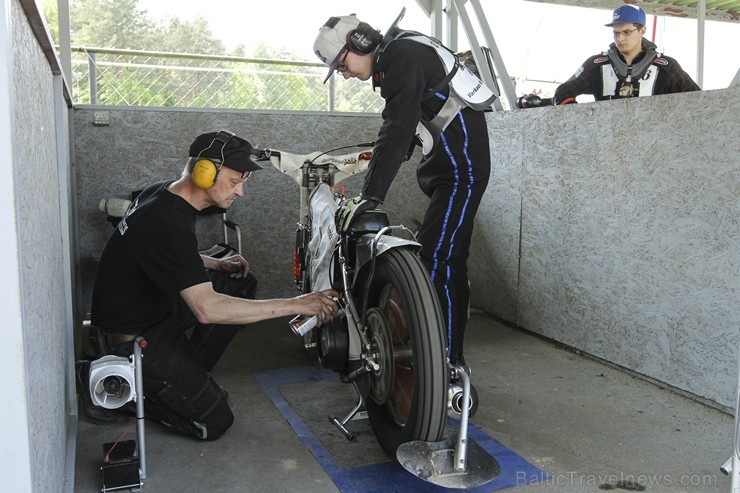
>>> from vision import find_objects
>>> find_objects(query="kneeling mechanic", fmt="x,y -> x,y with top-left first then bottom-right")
87,130 -> 339,440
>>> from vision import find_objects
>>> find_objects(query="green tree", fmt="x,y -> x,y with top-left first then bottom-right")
40,0 -> 59,45
39,0 -> 381,111
42,0 -> 225,53
154,17 -> 225,55
71,0 -> 158,49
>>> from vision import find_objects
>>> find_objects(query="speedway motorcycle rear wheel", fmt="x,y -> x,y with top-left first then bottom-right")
362,248 -> 448,456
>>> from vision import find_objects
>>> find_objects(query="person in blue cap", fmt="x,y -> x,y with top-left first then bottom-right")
554,4 -> 700,104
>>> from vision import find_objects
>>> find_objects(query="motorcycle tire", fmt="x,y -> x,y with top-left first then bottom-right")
361,247 -> 448,456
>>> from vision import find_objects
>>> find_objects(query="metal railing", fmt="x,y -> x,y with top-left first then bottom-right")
71,46 -> 384,112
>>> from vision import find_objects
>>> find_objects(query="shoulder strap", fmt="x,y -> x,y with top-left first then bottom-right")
422,58 -> 459,101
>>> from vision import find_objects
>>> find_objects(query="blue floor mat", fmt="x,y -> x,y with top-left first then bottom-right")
252,366 -> 548,492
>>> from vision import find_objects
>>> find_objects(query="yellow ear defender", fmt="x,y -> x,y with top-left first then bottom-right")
191,130 -> 235,190
192,158 -> 220,189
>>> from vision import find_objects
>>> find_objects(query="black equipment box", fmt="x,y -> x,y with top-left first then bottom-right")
101,439 -> 141,492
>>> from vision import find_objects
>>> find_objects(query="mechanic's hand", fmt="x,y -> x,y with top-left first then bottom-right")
336,196 -> 377,232
294,289 -> 340,326
217,254 -> 250,279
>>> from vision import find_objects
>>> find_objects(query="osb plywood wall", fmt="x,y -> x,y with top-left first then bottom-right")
75,87 -> 738,409
471,88 -> 738,408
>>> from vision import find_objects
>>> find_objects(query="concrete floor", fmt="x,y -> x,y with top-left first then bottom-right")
74,311 -> 735,492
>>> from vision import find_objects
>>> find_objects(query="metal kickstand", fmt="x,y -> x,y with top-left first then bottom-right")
329,381 -> 367,442
396,366 -> 500,489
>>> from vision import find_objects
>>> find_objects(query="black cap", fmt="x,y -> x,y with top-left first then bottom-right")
189,130 -> 262,173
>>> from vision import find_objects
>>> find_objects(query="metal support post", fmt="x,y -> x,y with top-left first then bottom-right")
451,0 -> 517,110
134,338 -> 147,480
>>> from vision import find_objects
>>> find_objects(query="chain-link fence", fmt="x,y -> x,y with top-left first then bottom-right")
71,46 -> 385,112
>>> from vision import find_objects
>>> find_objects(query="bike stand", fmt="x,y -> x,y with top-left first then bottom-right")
396,367 -> 500,489
96,337 -> 148,492
329,381 -> 367,442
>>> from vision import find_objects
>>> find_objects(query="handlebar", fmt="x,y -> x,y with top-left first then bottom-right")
254,142 -> 373,163
255,143 -> 374,187
254,148 -> 272,161
516,94 -> 554,109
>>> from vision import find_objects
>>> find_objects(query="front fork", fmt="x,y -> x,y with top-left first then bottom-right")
336,224 -> 418,377
337,238 -> 378,377
325,239 -> 375,441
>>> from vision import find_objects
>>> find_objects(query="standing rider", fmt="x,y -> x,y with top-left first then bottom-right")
313,10 -> 495,374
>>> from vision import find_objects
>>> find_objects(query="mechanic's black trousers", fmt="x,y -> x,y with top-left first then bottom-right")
112,271 -> 257,440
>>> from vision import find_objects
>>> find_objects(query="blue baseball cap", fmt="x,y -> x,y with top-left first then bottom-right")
606,5 -> 646,26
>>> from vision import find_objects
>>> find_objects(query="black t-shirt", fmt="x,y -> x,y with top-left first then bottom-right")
91,181 -> 210,333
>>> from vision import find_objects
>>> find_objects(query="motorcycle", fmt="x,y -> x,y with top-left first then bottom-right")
257,144 -> 499,488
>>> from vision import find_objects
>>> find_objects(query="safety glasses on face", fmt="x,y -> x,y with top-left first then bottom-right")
335,47 -> 350,74
613,27 -> 640,39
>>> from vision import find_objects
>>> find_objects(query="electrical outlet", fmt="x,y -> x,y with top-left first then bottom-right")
93,110 -> 110,126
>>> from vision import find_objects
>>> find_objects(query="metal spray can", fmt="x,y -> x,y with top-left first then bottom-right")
289,315 -> 318,336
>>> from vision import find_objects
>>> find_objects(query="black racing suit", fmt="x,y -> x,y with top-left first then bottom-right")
364,36 -> 491,366
554,38 -> 700,104
91,181 -> 257,440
